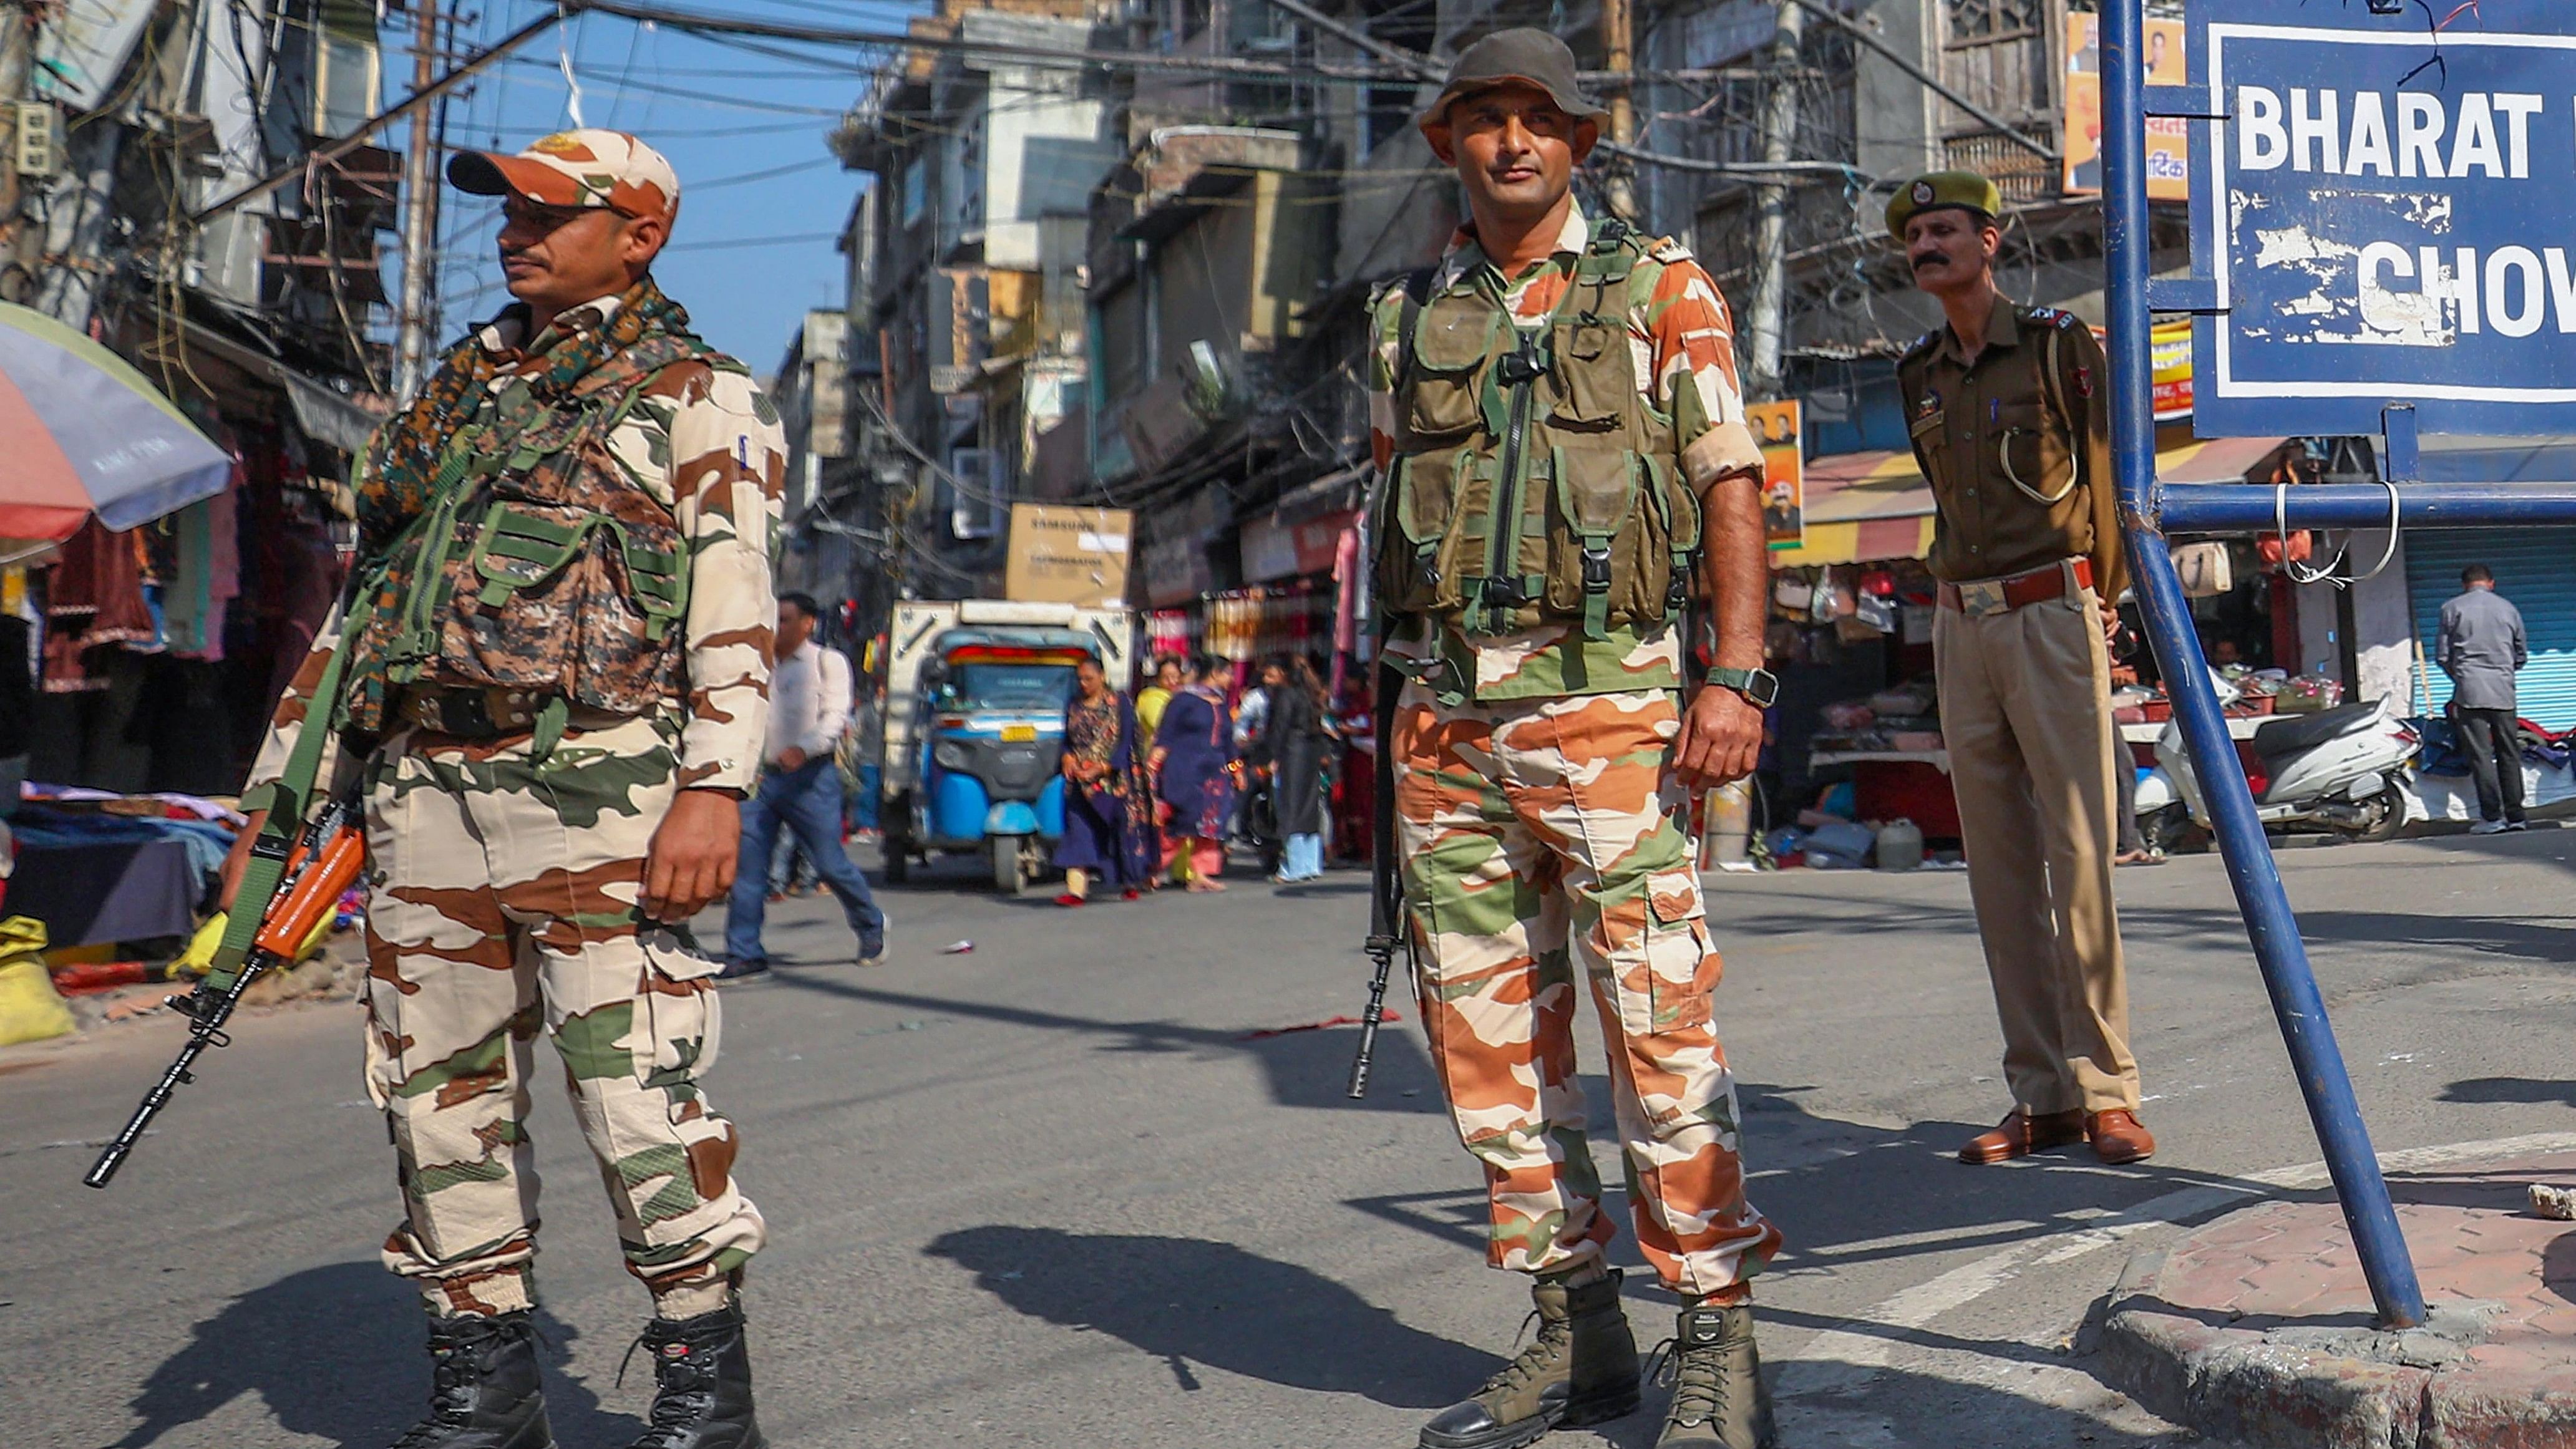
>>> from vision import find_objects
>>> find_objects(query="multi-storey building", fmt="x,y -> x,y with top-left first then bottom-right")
829,0 -> 1127,606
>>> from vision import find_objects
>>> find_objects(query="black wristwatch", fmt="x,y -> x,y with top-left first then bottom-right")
1706,666 -> 1780,709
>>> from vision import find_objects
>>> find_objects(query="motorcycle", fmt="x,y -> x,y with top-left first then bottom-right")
2152,681 -> 2418,843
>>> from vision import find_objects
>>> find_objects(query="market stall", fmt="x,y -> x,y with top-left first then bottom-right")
1757,432 -> 2296,864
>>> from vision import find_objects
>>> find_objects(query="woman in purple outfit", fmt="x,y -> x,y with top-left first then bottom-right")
1150,654 -> 1238,892
1052,656 -> 1152,905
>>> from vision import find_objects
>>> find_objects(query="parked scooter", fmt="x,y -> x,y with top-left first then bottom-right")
2131,758 -> 2192,854
2153,676 -> 2418,843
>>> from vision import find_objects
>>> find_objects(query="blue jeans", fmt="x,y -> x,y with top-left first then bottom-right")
1281,832 -> 1323,881
726,758 -> 885,965
850,764 -> 882,830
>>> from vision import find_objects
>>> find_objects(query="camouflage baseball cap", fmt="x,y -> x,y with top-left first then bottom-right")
1418,28 -> 1608,130
1884,170 -> 2003,236
448,128 -> 680,223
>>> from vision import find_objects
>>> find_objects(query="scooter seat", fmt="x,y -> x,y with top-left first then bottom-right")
2250,700 -> 2382,762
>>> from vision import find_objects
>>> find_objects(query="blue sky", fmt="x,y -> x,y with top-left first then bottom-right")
414,0 -> 914,371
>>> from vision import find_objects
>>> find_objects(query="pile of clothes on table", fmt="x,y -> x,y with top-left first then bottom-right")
1,786 -> 241,949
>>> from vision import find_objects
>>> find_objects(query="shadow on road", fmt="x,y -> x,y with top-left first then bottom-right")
2442,1075 -> 2576,1107
108,1262 -> 636,1449
924,1225 -> 1498,1407
762,967 -> 1446,1114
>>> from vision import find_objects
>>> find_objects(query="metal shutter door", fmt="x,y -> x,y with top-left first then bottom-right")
2406,528 -> 2576,730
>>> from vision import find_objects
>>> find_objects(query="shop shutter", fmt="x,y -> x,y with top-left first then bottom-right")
2404,527 -> 2576,730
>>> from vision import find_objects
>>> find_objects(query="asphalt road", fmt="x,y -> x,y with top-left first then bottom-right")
8,826 -> 2576,1449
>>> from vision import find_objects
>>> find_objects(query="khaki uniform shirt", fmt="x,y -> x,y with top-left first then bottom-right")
1897,294 -> 2125,601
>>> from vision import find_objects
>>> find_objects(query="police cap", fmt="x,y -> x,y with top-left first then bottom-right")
1884,170 -> 2004,238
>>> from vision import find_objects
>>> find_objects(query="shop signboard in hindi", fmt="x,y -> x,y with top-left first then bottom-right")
2064,11 -> 2189,199
1749,399 -> 1804,551
2151,319 -> 2194,422
2187,4 -> 2576,436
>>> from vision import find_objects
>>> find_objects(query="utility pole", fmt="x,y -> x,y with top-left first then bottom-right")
393,0 -> 444,399
1743,0 -> 1803,400
1597,0 -> 1639,220
0,3 -> 33,303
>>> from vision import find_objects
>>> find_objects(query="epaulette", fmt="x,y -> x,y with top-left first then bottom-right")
1644,233 -> 1695,264
1901,329 -> 1942,361
2025,306 -> 2081,331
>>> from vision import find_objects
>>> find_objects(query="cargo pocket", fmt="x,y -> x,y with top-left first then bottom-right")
636,929 -> 724,1122
1546,441 -> 1650,624
1407,300 -> 1495,439
1643,866 -> 1717,1035
1548,318 -> 1630,431
1376,448 -> 1469,616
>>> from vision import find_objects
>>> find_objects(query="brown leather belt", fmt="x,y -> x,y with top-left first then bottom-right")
1937,557 -> 2092,618
396,685 -> 554,739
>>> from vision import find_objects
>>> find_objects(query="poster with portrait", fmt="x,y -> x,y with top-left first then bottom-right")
2062,12 -> 2188,200
1748,400 -> 1805,550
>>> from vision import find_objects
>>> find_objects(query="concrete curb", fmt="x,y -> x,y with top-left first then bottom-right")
2098,1243 -> 2576,1448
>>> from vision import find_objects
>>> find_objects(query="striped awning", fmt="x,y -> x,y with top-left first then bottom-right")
1766,434 -> 2293,569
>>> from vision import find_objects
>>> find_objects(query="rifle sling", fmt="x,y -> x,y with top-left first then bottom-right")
203,610 -> 357,994
1368,657 -> 1403,946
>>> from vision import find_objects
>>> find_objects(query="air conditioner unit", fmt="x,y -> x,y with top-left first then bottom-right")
949,447 -> 1004,540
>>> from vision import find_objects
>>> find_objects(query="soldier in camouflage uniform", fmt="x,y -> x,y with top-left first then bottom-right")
1369,32 -> 1784,1449
223,131 -> 782,1449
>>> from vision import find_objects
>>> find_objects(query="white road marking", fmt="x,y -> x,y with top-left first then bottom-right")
1776,1131 -> 2576,1398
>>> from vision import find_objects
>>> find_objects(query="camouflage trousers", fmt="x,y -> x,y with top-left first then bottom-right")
1392,681 -> 1781,1296
360,712 -> 765,1319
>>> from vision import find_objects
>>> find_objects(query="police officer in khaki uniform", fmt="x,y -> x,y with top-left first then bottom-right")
1890,171 -> 2156,1168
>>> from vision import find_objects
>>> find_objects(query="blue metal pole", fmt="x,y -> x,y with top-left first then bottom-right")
2101,0 -> 2425,1327
2159,481 -> 2576,531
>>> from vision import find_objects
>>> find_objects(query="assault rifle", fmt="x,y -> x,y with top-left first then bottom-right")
1347,658 -> 1409,1099
85,788 -> 366,1188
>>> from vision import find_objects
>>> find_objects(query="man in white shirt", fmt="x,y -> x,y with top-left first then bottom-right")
721,593 -> 887,977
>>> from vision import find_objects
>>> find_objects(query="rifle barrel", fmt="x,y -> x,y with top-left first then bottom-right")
1346,942 -> 1395,1099
84,1035 -> 209,1188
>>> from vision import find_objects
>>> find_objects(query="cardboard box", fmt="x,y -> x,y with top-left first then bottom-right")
1005,504 -> 1133,608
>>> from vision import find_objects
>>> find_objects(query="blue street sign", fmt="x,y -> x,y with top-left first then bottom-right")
2188,3 -> 2576,437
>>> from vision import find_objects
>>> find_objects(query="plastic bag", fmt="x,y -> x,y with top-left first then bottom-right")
0,916 -> 73,1045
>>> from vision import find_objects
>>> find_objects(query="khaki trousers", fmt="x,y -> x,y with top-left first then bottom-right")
1933,573 -> 2140,1115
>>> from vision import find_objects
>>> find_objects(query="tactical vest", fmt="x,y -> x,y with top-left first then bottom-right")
360,334 -> 712,720
1373,219 -> 1700,639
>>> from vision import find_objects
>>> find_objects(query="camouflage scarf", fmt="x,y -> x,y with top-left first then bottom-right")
354,273 -> 694,558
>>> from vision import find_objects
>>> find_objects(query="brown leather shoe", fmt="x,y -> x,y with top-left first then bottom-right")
2088,1110 -> 2157,1164
1957,1108 -> 2086,1165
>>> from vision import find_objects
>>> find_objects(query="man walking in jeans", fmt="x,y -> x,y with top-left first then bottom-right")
722,592 -> 887,976
2439,563 -> 2529,836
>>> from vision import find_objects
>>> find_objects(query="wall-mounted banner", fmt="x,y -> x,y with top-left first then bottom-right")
2189,2 -> 2576,437
1748,400 -> 1805,550
2065,11 -> 2189,200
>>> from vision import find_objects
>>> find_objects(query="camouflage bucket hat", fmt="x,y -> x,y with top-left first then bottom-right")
449,128 -> 681,223
1418,28 -> 1608,130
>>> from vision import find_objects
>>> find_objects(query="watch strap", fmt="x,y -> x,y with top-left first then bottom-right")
1706,666 -> 1779,709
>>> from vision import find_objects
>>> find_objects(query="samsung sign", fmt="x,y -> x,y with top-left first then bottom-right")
2190,4 -> 2576,436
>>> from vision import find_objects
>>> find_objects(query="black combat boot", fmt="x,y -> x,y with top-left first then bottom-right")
624,1299 -> 767,1449
1648,1299 -> 1776,1449
1419,1267 -> 1641,1449
387,1310 -> 555,1449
